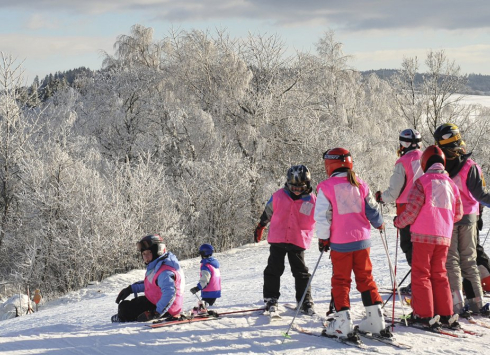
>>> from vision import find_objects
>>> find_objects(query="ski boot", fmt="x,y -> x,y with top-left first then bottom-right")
323,309 -> 356,339
358,304 -> 391,337
300,301 -> 316,316
439,314 -> 461,329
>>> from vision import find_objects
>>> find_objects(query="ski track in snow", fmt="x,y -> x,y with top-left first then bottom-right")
1,214 -> 490,354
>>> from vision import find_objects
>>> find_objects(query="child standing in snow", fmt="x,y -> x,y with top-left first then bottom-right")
394,145 -> 463,329
190,244 -> 221,314
315,148 -> 386,340
254,165 -> 317,315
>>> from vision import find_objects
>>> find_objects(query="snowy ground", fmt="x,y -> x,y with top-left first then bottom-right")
1,208 -> 490,354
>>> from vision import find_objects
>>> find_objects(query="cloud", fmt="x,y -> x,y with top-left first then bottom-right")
1,0 -> 490,31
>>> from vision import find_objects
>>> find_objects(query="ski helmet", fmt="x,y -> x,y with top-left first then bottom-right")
421,145 -> 446,172
323,148 -> 353,177
137,234 -> 166,261
434,123 -> 464,148
199,243 -> 214,258
286,165 -> 311,192
399,128 -> 422,150
433,123 -> 466,159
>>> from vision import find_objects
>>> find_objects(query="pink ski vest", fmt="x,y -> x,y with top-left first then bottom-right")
144,264 -> 183,316
396,149 -> 423,204
410,172 -> 461,239
316,176 -> 371,244
267,189 -> 316,249
202,263 -> 221,292
452,159 -> 481,215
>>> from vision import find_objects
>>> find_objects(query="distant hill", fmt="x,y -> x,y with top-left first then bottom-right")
361,69 -> 490,95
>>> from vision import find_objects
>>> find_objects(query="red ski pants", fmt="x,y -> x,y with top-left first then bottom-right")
411,241 -> 453,318
330,248 -> 382,310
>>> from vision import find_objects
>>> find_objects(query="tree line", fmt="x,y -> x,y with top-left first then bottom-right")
1,24 -> 489,300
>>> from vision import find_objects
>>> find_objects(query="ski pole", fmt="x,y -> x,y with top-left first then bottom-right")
483,225 -> 490,247
282,247 -> 326,341
391,228 -> 399,330
379,229 -> 408,325
382,268 -> 411,308
380,204 -> 394,287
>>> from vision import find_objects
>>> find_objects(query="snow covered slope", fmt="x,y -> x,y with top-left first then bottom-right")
1,209 -> 490,354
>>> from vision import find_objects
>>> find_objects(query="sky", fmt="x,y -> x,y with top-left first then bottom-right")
1,1 -> 490,83
1,207 -> 490,354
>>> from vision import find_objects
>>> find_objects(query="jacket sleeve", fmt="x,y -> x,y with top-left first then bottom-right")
314,188 -> 332,240
467,165 -> 490,208
155,270 -> 177,315
365,188 -> 384,228
131,281 -> 145,294
258,196 -> 274,226
394,180 -> 425,229
197,266 -> 212,290
381,163 -> 406,204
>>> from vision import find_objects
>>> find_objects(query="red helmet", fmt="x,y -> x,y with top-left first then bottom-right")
323,148 -> 353,177
421,145 -> 446,172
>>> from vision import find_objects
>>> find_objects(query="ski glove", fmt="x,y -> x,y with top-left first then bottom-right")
254,223 -> 266,243
136,310 -> 160,322
318,239 -> 330,252
377,223 -> 385,231
375,191 -> 384,204
115,285 -> 132,304
190,286 -> 200,294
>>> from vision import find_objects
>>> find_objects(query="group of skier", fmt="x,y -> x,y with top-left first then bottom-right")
112,122 -> 490,343
254,122 -> 490,339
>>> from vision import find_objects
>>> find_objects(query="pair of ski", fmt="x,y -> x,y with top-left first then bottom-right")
283,303 -> 411,350
385,316 -> 483,338
148,307 -> 265,329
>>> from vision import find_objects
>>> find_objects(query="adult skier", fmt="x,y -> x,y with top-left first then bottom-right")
112,234 -> 185,322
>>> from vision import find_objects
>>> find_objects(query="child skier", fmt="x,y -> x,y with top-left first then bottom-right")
394,145 -> 463,329
190,243 -> 221,314
254,165 -> 317,316
315,148 -> 387,340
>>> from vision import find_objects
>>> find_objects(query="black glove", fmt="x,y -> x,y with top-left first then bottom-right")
375,191 -> 384,204
190,286 -> 200,294
318,239 -> 330,252
115,285 -> 132,304
136,310 -> 160,322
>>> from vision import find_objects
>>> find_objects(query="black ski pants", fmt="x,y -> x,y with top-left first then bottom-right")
263,243 -> 312,304
117,295 -> 156,321
399,224 -> 412,266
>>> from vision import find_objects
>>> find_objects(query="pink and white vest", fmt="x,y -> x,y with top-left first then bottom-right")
316,176 -> 371,244
410,173 -> 461,239
396,149 -> 423,204
202,263 -> 221,292
144,264 -> 183,316
267,189 -> 316,249
452,159 -> 481,215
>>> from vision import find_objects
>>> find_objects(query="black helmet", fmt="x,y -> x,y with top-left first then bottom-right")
286,165 -> 311,192
434,123 -> 464,148
399,128 -> 422,153
199,243 -> 214,258
433,123 -> 466,159
137,234 -> 166,261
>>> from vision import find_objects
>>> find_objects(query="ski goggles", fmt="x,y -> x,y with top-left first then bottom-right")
288,183 -> 307,193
